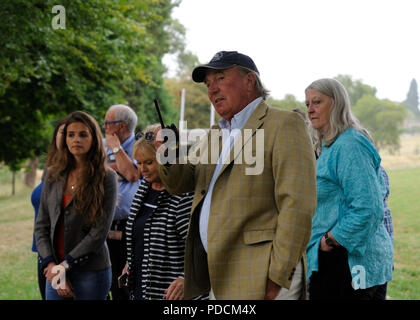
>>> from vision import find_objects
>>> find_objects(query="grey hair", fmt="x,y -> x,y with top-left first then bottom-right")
109,104 -> 138,133
305,78 -> 373,154
237,66 -> 270,100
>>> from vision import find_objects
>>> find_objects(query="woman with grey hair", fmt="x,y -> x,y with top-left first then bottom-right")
305,78 -> 393,300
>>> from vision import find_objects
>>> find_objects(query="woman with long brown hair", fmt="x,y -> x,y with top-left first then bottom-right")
35,111 -> 118,300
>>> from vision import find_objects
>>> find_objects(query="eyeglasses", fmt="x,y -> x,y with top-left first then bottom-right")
103,120 -> 122,128
135,131 -> 154,141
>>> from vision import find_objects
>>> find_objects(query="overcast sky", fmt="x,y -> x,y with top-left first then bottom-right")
163,0 -> 420,104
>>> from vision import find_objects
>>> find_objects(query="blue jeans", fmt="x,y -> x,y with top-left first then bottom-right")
46,267 -> 112,300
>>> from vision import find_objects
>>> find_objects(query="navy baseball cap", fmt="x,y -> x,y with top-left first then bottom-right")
192,51 -> 259,83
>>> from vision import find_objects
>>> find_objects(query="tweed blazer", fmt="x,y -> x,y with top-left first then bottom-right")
159,101 -> 317,299
35,168 -> 117,271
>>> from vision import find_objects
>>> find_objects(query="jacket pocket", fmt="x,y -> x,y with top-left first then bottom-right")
243,229 -> 275,245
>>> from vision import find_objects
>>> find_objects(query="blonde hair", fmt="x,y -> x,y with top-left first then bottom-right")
305,78 -> 373,155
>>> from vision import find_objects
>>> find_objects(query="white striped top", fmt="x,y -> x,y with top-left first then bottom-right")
125,180 -> 193,300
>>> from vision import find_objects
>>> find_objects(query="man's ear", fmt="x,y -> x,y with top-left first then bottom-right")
246,72 -> 257,91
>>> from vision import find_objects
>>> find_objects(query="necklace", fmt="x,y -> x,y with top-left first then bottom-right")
69,169 -> 80,192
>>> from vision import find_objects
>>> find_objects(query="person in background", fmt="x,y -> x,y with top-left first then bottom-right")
31,115 -> 69,299
305,78 -> 393,300
157,51 -> 317,300
35,111 -> 117,300
122,124 -> 205,300
103,104 -> 141,300
379,166 -> 394,242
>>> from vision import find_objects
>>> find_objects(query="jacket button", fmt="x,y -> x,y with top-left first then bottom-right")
201,190 -> 206,195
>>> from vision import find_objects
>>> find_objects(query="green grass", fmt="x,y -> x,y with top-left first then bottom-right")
0,165 -> 419,299
385,166 -> 420,300
0,169 -> 42,300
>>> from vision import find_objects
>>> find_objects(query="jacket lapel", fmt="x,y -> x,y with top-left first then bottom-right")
203,124 -> 223,188
217,101 -> 268,179
51,175 -> 66,228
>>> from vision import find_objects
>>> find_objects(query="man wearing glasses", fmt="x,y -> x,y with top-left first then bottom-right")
103,104 -> 141,300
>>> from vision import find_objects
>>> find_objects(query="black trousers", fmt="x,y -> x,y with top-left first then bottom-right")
107,219 -> 129,300
308,247 -> 387,300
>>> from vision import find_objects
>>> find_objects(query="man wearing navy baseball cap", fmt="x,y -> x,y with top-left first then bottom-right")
159,51 -> 317,300
192,51 -> 260,83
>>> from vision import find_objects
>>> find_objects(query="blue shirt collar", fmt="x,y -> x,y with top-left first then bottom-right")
121,132 -> 135,150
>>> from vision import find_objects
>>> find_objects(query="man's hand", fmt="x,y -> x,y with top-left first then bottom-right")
264,278 -> 281,300
105,133 -> 121,150
105,133 -> 139,182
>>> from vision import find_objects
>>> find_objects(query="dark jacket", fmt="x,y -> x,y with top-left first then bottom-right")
35,168 -> 117,271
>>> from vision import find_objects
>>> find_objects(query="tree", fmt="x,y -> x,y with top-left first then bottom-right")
0,0 -> 183,179
163,49 -> 216,129
164,77 -> 214,129
335,74 -> 377,106
353,95 -> 406,152
403,78 -> 420,118
268,94 -> 306,112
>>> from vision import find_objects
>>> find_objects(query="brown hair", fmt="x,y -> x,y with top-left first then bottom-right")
46,115 -> 71,167
48,111 -> 107,225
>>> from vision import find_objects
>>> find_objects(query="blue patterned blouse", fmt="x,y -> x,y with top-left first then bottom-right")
306,128 -> 393,289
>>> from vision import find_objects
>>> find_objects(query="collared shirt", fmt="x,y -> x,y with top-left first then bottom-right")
199,97 -> 263,252
105,132 -> 141,221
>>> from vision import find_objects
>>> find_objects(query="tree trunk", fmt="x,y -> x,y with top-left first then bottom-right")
24,156 -> 39,188
12,171 -> 15,196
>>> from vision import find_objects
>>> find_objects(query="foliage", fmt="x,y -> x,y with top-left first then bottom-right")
268,94 -> 306,112
353,95 -> 406,151
164,77 -> 214,129
335,74 -> 407,152
163,48 -> 218,129
0,0 -> 182,171
403,79 -> 420,119
334,74 -> 377,106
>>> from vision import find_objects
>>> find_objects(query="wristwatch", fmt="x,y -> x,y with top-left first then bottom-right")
112,146 -> 121,154
324,232 -> 336,248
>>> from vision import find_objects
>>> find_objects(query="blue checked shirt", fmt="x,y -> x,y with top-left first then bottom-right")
379,166 -> 394,242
